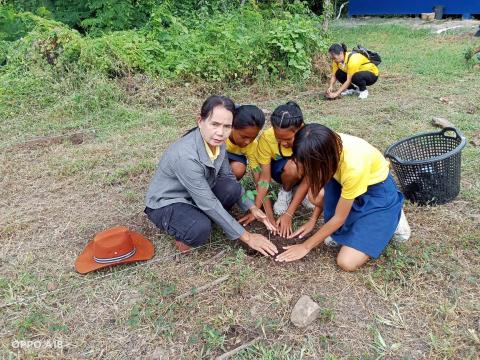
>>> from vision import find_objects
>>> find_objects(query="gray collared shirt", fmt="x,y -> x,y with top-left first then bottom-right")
145,128 -> 253,240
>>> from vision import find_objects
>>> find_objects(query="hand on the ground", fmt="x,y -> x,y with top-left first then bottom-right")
326,91 -> 339,99
276,213 -> 293,238
288,219 -> 316,239
239,212 -> 256,227
250,206 -> 277,233
267,214 -> 276,227
275,243 -> 310,262
326,86 -> 333,94
243,232 -> 278,257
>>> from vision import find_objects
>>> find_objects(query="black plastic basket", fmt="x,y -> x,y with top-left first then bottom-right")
385,127 -> 467,205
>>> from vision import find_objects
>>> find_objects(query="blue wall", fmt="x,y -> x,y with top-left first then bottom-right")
349,1 -> 480,19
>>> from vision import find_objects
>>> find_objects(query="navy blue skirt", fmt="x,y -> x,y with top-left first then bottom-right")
271,157 -> 290,184
323,174 -> 404,259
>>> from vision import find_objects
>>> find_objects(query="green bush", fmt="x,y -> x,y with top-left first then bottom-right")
76,31 -> 164,75
5,0 -> 241,34
0,3 -> 328,83
4,12 -> 83,71
0,6 -> 38,41
267,12 -> 325,78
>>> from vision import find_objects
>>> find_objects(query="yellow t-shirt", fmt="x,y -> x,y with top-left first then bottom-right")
256,127 -> 293,165
204,140 -> 220,162
226,138 -> 260,170
332,51 -> 379,77
334,133 -> 389,199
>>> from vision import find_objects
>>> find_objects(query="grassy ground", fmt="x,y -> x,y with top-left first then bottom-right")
1,19 -> 479,359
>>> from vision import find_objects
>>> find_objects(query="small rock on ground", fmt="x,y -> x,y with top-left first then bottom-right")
290,295 -> 321,328
432,117 -> 455,129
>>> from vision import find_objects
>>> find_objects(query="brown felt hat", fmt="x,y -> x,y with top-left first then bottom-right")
75,226 -> 154,274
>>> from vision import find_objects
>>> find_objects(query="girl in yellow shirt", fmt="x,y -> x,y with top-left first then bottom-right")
276,124 -> 411,271
226,105 -> 265,180
326,43 -> 379,100
240,101 -> 313,237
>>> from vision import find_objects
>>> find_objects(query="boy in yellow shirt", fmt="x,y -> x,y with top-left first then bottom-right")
326,43 -> 379,100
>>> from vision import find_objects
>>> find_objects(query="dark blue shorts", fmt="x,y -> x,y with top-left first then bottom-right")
271,157 -> 290,184
227,152 -> 247,166
323,174 -> 404,259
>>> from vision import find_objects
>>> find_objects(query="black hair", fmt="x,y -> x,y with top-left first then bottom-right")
328,43 -> 347,55
233,105 -> 265,130
270,101 -> 304,129
184,95 -> 235,136
200,95 -> 235,120
293,123 -> 343,197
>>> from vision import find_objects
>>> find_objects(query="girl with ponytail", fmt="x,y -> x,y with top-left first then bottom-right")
326,43 -> 379,100
239,101 -> 313,238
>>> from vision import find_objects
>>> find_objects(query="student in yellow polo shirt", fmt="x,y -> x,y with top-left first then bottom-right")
276,124 -> 411,271
326,43 -> 379,100
239,101 -> 314,238
226,105 -> 264,181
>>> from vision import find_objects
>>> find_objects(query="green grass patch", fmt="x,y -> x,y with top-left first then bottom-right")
331,23 -> 474,80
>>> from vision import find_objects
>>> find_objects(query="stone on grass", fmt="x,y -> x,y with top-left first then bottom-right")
290,295 -> 321,328
431,117 -> 455,129
470,131 -> 480,147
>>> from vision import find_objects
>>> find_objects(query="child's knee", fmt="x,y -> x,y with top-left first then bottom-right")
336,247 -> 370,272
283,159 -> 298,176
230,162 -> 246,180
282,160 -> 301,186
336,254 -> 360,272
233,168 -> 245,180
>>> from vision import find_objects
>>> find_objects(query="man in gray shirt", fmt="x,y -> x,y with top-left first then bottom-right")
145,96 -> 277,256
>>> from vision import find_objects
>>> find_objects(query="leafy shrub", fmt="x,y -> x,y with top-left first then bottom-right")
0,6 -> 38,41
6,0 -> 239,34
4,12 -> 83,70
1,3 -> 329,82
267,12 -> 326,78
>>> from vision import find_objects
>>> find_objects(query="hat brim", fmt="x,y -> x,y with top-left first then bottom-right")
75,231 -> 154,274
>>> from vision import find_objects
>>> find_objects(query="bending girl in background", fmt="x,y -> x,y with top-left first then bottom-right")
326,43 -> 379,100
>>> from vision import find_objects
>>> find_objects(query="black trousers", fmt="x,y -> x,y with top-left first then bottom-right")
335,69 -> 378,91
144,177 -> 242,247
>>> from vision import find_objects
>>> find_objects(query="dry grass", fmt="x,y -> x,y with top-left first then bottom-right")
1,20 -> 480,359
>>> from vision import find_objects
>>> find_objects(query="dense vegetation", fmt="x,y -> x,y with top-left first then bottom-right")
0,1 -> 332,83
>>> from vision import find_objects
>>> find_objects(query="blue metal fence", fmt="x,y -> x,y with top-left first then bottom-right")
349,1 -> 480,19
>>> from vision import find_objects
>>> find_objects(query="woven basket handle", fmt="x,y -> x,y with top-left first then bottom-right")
385,152 -> 401,163
440,127 -> 461,139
